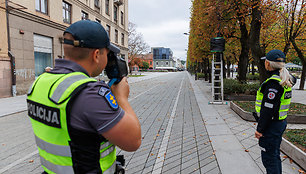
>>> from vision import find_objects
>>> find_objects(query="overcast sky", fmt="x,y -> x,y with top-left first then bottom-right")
128,0 -> 192,60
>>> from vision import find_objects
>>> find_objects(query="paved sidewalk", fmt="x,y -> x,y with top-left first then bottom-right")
0,95 -> 27,118
192,75 -> 304,174
0,72 -> 169,118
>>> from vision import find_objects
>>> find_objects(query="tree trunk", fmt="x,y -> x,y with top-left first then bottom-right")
204,58 -> 208,81
300,62 -> 306,90
290,38 -> 305,90
283,42 -> 291,55
227,56 -> 231,78
249,0 -> 268,83
237,18 -> 250,83
208,59 -> 212,83
238,37 -> 249,83
251,61 -> 255,75
222,55 -> 226,79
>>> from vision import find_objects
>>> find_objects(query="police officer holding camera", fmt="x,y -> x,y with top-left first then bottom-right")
27,20 -> 141,174
254,50 -> 296,174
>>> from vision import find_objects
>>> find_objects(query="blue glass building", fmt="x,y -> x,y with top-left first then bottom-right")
152,47 -> 176,71
152,47 -> 173,60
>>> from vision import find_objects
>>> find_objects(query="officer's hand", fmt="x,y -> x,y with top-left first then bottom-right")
111,77 -> 129,100
255,131 -> 263,139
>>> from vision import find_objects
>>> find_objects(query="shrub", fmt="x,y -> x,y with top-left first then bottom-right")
245,82 -> 260,95
224,79 -> 246,94
224,79 -> 260,95
246,73 -> 260,80
197,73 -> 205,78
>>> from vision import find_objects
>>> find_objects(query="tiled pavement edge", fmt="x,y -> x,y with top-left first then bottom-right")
190,74 -> 304,174
188,73 -> 262,174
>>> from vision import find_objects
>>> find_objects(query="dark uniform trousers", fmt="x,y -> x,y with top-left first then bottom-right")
259,119 -> 287,174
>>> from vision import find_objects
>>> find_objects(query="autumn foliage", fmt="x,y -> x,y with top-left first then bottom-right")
188,0 -> 305,89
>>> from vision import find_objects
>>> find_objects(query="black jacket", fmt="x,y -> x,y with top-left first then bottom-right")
256,70 -> 284,133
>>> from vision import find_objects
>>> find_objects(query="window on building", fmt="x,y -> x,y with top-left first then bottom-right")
162,54 -> 166,59
34,34 -> 53,77
156,62 -> 158,65
115,30 -> 118,43
166,62 -> 169,65
105,0 -> 110,15
96,18 -> 101,23
81,11 -> 88,20
106,25 -> 110,38
121,54 -> 125,59
62,1 -> 71,24
121,33 -> 124,46
114,5 -> 118,23
150,61 -> 152,65
94,0 -> 100,8
121,11 -> 124,25
35,0 -> 48,14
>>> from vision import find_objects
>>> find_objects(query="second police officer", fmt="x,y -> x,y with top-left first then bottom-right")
254,50 -> 296,174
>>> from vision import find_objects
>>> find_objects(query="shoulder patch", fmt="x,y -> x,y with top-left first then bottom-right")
98,86 -> 109,96
267,92 -> 276,100
105,91 -> 119,110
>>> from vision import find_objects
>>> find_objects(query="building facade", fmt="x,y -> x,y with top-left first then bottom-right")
152,47 -> 176,71
141,53 -> 153,69
0,0 -> 11,97
0,0 -> 128,98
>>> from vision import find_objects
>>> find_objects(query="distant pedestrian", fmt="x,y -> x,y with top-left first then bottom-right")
254,50 -> 296,174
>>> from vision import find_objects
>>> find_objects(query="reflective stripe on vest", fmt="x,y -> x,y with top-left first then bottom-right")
51,75 -> 88,103
35,135 -> 71,157
103,161 -> 116,174
100,142 -> 111,150
280,104 -> 290,110
101,145 -> 115,158
40,156 -> 74,174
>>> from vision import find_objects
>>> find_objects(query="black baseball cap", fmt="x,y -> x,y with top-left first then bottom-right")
63,20 -> 118,53
261,49 -> 286,62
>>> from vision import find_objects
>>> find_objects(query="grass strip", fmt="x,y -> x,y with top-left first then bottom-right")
233,101 -> 306,115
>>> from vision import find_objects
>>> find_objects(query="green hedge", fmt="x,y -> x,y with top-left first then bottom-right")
246,73 -> 260,80
196,73 -> 205,78
224,79 -> 260,95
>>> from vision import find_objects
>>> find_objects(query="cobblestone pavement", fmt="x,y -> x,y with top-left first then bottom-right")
0,72 -> 304,174
0,72 -> 220,174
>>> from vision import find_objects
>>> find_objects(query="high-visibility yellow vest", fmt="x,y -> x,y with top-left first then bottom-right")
255,75 -> 292,120
27,72 -> 116,174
